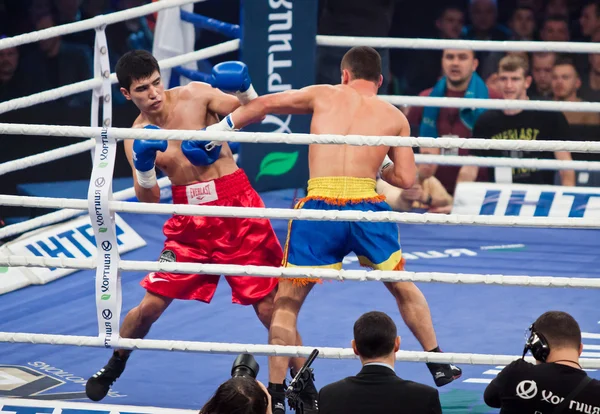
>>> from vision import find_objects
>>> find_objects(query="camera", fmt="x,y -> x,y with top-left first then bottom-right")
231,353 -> 259,379
286,349 -> 319,414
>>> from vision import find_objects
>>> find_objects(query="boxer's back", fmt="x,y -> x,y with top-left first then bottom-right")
308,84 -> 407,179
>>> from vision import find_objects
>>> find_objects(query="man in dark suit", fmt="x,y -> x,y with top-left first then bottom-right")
318,311 -> 442,414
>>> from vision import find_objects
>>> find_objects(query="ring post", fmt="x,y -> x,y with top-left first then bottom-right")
240,0 -> 318,192
87,129 -> 121,348
89,24 -> 121,348
91,25 -> 112,130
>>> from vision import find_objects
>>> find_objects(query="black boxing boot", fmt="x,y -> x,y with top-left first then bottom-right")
426,347 -> 462,387
290,368 -> 319,414
85,351 -> 128,401
269,382 -> 287,414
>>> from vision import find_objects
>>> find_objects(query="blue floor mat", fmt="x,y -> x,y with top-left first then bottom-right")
1,188 -> 599,413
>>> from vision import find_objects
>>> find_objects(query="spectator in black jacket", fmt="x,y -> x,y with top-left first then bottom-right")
318,311 -> 442,414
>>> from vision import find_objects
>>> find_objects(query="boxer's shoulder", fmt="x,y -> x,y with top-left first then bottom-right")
177,82 -> 218,102
132,114 -> 148,129
185,81 -> 214,92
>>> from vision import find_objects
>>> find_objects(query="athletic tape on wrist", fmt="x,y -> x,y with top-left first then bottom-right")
380,155 -> 393,173
237,84 -> 258,105
136,168 -> 157,189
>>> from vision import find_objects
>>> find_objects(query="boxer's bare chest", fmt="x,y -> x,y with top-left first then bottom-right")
153,97 -> 216,165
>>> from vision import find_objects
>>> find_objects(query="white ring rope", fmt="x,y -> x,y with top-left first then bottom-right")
6,332 -> 599,368
7,0 -> 598,381
0,78 -> 100,116
0,177 -> 171,240
380,95 -> 600,113
0,139 -> 94,176
0,39 -> 239,115
0,0 -> 204,50
2,255 -> 600,289
1,145 -> 592,181
0,195 -> 597,229
1,124 -> 600,153
415,154 -> 600,171
317,35 -> 600,54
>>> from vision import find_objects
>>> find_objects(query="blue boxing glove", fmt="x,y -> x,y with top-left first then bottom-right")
132,125 -> 168,188
211,61 -> 258,104
181,137 -> 222,166
181,115 -> 237,166
228,141 -> 240,154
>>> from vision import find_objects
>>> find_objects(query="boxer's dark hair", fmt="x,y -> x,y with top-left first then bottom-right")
341,46 -> 382,83
534,311 -> 581,350
116,50 -> 160,91
200,377 -> 268,414
354,311 -> 397,359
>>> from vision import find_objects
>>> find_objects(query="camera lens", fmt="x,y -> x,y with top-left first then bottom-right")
231,353 -> 259,379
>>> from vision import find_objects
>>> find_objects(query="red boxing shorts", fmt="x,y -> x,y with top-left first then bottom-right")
140,169 -> 281,305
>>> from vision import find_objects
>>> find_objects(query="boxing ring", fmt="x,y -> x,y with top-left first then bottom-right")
0,0 -> 600,413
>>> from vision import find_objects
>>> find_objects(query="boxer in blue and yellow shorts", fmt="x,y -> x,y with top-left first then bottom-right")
283,176 -> 405,276
215,46 -> 463,411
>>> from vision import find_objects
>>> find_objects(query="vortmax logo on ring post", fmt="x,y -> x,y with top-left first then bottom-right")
102,309 -> 113,320
95,177 -> 106,187
101,241 -> 112,251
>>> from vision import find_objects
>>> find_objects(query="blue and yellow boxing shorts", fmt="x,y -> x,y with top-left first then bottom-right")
282,177 -> 405,284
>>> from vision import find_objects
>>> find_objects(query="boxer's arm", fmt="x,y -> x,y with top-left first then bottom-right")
381,116 -> 417,190
226,86 -> 320,130
124,133 -> 161,203
207,86 -> 242,117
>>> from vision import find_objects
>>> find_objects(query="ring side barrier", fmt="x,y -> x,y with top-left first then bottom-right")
6,332 -> 599,367
1,123 -> 599,153
2,255 -> 600,288
0,177 -> 171,240
0,0 -> 203,50
0,139 -> 94,176
0,39 -> 239,115
180,10 -> 240,38
380,95 -> 600,113
414,154 -> 600,171
0,195 -> 597,228
316,35 -> 600,54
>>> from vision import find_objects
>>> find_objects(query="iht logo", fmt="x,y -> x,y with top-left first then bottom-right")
481,190 -> 600,218
0,365 -> 63,398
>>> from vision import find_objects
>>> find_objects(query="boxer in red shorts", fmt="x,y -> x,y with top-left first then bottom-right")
86,50 -> 306,402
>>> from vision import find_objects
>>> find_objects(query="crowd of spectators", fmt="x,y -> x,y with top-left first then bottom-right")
371,0 -> 600,209
0,0 -> 154,105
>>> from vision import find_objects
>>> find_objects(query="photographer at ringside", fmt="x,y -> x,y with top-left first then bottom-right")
200,354 -> 272,414
484,311 -> 600,413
